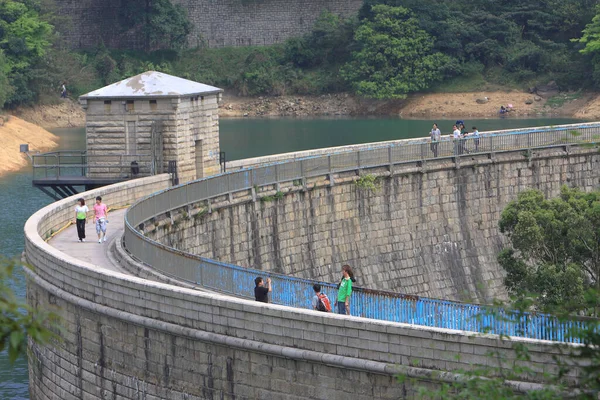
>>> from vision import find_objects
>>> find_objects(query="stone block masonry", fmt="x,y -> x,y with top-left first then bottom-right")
150,147 -> 600,304
52,0 -> 364,49
24,154 -> 585,399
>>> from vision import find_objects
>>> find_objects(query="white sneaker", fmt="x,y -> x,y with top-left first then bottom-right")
102,236 -> 107,243
81,239 -> 85,242
98,239 -> 102,243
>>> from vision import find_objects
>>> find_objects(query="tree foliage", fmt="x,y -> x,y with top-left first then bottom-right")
0,258 -> 56,364
498,186 -> 600,313
0,0 -> 52,107
119,0 -> 191,51
341,5 -> 448,99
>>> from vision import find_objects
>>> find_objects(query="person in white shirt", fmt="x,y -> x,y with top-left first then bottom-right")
430,123 -> 441,157
452,125 -> 461,155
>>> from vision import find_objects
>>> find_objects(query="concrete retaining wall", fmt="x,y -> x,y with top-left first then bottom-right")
25,170 -> 576,399
149,147 -> 600,303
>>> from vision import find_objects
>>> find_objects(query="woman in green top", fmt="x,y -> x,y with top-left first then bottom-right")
337,265 -> 354,315
74,198 -> 89,242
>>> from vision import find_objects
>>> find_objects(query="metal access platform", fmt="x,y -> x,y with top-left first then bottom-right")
32,151 -> 158,201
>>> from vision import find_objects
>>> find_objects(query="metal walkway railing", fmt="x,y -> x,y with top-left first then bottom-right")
124,122 -> 600,343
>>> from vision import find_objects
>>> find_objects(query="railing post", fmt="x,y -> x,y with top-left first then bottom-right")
328,155 -> 334,186
300,159 -> 307,190
250,168 -> 256,202
275,164 -> 281,192
227,174 -> 233,202
356,150 -> 361,176
388,145 -> 393,176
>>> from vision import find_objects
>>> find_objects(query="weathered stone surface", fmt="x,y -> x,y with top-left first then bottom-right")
53,0 -> 364,50
153,148 -> 600,305
24,149 -> 589,400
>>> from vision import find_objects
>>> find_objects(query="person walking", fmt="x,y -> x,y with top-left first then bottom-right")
254,277 -> 272,303
74,198 -> 88,242
337,265 -> 354,315
430,123 -> 441,158
60,82 -> 67,98
472,126 -> 480,152
93,196 -> 108,243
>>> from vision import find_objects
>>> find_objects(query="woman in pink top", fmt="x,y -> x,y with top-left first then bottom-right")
93,196 -> 109,243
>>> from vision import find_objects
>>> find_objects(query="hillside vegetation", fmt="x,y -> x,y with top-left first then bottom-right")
2,0 -> 600,108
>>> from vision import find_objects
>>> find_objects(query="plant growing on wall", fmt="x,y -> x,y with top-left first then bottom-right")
355,174 -> 380,192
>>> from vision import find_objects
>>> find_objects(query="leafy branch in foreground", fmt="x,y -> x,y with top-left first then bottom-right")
0,258 -> 58,363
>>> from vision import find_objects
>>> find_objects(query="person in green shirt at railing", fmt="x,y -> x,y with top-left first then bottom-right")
337,265 -> 355,315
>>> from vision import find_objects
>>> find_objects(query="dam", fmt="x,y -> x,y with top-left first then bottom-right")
24,120 -> 600,398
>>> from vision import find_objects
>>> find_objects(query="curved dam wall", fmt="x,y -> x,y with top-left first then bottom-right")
146,147 -> 600,303
25,167 -> 579,398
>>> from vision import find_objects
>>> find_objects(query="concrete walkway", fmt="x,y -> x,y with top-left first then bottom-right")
49,208 -> 129,274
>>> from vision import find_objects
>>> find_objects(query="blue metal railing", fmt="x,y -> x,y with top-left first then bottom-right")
188,257 -> 592,343
125,122 -> 600,344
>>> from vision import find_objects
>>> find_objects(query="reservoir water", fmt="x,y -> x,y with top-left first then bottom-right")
0,116 -> 584,398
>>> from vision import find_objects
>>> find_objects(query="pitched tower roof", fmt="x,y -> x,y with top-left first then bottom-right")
80,71 -> 222,100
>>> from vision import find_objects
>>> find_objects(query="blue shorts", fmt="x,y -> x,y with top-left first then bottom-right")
95,218 -> 107,234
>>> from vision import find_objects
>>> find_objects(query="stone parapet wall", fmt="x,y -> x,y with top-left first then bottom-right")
53,0 -> 364,49
151,147 -> 600,303
24,169 -> 571,399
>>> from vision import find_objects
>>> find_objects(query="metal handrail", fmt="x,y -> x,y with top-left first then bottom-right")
124,122 -> 600,343
32,151 -> 153,180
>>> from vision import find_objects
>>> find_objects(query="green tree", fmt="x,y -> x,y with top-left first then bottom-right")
284,11 -> 356,68
0,50 -> 13,106
341,5 -> 448,99
0,0 -> 52,107
119,0 -> 192,51
498,186 -> 600,313
0,258 -> 56,363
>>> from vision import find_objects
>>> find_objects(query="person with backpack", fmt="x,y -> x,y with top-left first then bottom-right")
337,265 -> 354,315
312,284 -> 332,312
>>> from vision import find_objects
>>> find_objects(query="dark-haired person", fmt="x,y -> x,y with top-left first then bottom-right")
337,265 -> 354,315
74,198 -> 88,242
254,276 -> 271,303
93,196 -> 108,244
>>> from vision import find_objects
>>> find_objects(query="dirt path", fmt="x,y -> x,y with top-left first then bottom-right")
0,116 -> 58,177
